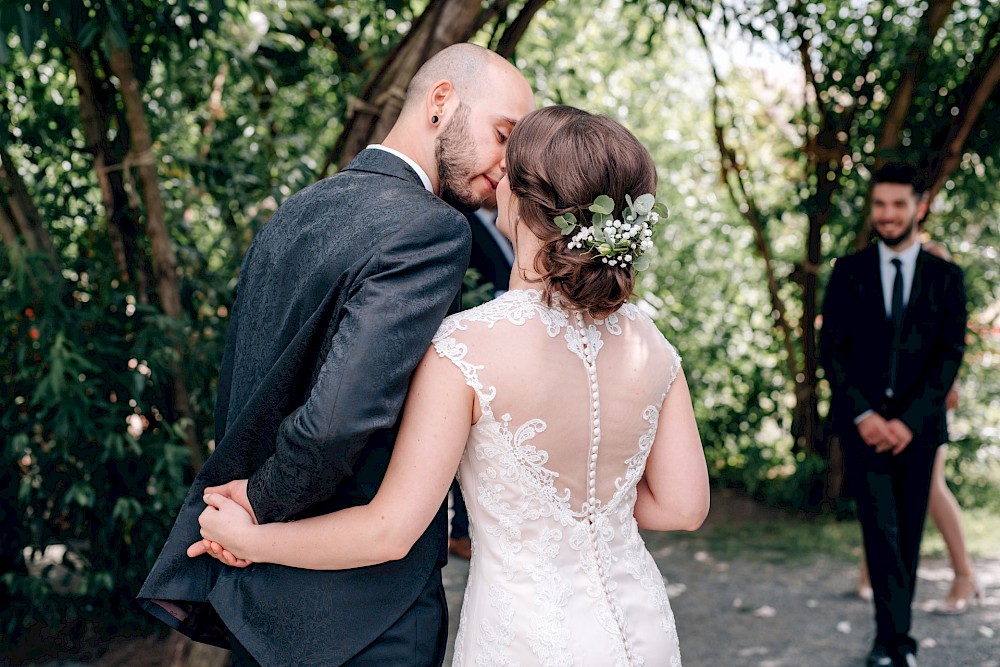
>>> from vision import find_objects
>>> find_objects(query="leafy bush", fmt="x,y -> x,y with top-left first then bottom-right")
0,246 -> 227,637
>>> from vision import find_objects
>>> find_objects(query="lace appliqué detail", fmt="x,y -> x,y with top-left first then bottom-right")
620,402 -> 681,645
473,412 -> 574,665
663,339 -> 682,395
476,584 -> 516,666
433,336 -> 497,416
599,303 -> 639,335
436,289 -> 569,339
438,290 -> 684,667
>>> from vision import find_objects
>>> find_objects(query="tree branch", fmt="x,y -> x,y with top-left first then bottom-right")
108,44 -> 204,471
0,200 -> 19,247
495,0 -> 549,59
925,33 -> 1000,203
843,8 -> 888,131
0,142 -> 57,265
790,2 -> 822,115
199,62 -> 229,161
690,12 -> 801,382
67,44 -> 133,284
876,0 -> 956,160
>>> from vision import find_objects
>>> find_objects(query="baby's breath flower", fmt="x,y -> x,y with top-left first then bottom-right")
552,193 -> 667,270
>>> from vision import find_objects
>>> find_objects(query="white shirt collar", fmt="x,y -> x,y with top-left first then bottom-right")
877,238 -> 921,268
877,240 -> 921,311
367,144 -> 433,193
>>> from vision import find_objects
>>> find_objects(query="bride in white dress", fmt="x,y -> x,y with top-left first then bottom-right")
191,105 -> 709,666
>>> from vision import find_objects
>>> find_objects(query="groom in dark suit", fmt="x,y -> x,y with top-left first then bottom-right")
138,43 -> 533,666
821,163 -> 967,667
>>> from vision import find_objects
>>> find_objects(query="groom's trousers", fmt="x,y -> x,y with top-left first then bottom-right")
223,568 -> 448,667
842,432 -> 938,655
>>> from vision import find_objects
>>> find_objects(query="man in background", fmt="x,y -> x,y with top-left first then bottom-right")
821,162 -> 967,667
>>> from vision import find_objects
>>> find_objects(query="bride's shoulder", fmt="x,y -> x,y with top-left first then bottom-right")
433,289 -> 550,341
618,303 -> 681,363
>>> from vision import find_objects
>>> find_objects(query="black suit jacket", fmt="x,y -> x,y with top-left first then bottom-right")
139,149 -> 471,665
820,243 -> 967,447
467,209 -> 512,293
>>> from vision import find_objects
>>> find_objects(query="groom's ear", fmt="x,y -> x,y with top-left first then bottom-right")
426,80 -> 457,127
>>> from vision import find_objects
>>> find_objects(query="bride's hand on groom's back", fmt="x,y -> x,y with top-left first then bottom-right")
186,492 -> 257,567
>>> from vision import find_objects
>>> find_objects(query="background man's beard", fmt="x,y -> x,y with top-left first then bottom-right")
874,219 -> 916,247
436,104 -> 481,212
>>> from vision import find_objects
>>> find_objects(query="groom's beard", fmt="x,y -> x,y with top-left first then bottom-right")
436,103 -> 480,213
873,215 -> 917,247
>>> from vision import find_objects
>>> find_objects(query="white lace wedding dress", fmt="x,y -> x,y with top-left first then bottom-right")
433,289 -> 684,667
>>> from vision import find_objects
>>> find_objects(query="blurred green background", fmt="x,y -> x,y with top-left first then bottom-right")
1,0 -> 997,662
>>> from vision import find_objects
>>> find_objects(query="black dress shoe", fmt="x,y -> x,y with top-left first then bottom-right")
866,646 -> 893,667
895,648 -> 917,667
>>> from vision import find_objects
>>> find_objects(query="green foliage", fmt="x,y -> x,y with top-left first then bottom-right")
461,268 -> 496,310
1,1 -> 440,637
518,0 -> 999,511
0,248 -> 200,634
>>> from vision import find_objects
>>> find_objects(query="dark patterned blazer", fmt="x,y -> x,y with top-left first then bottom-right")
820,243 -> 967,447
467,209 -> 512,294
138,149 -> 471,665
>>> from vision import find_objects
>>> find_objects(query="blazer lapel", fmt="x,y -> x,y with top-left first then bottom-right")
860,245 -> 889,329
900,248 -> 930,331
341,148 -> 426,189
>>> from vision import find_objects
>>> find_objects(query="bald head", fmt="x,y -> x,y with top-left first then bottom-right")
404,43 -> 520,110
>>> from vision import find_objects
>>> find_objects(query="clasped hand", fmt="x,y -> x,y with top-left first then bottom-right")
186,479 -> 257,568
857,413 -> 912,455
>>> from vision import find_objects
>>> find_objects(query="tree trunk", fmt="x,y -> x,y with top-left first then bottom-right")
320,0 -> 503,176
794,132 -> 842,458
495,0 -> 549,58
875,0 -> 956,160
107,46 -> 204,471
924,30 -> 1000,204
852,0 -> 957,249
0,203 -> 18,247
68,45 -> 149,292
0,143 -> 57,264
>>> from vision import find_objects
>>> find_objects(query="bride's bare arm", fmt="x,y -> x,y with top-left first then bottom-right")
191,346 -> 474,569
633,368 -> 710,531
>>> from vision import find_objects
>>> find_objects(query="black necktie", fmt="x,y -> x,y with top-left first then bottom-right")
890,258 -> 904,329
887,258 -> 903,396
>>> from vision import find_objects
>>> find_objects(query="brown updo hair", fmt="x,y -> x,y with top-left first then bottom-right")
505,105 -> 657,318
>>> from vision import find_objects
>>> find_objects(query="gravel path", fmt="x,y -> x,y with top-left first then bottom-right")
442,524 -> 1000,667
10,494 -> 997,667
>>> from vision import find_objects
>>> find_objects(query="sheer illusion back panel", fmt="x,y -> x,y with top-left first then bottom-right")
441,295 -> 679,514
434,291 -> 685,666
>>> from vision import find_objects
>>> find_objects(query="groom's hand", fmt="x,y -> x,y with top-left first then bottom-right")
203,479 -> 258,525
186,538 -> 253,568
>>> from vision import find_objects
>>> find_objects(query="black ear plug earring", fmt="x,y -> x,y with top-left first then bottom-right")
432,115 -> 439,125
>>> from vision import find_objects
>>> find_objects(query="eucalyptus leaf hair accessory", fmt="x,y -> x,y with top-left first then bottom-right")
555,193 -> 667,270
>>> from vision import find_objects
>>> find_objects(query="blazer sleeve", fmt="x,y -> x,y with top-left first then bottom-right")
898,263 -> 968,435
246,211 -> 471,524
820,258 -> 874,420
